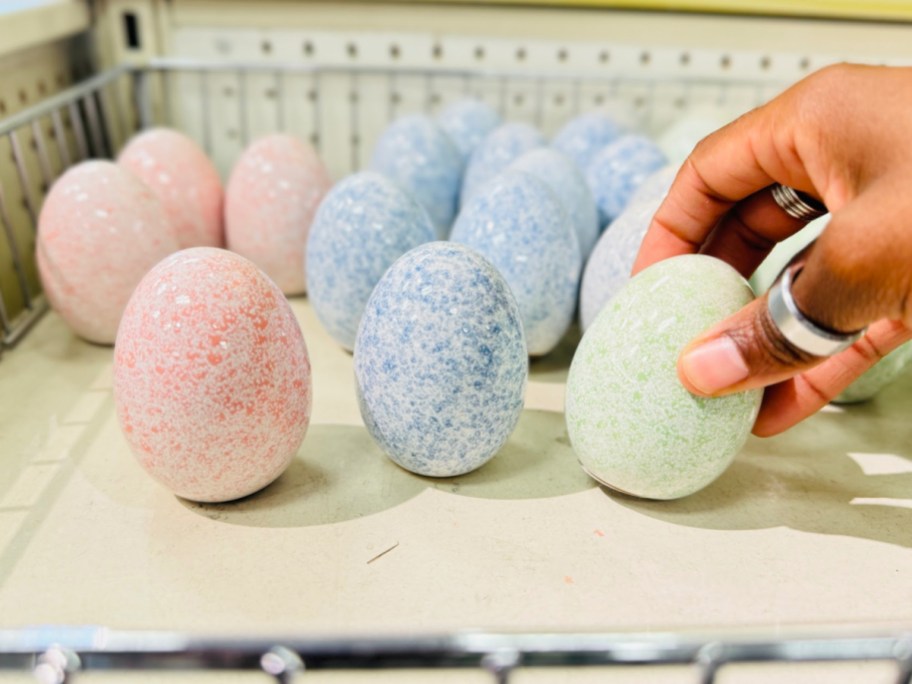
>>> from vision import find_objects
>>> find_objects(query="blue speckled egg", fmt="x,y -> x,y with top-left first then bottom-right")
437,99 -> 502,161
579,197 -> 660,331
369,115 -> 463,239
566,254 -> 762,500
306,172 -> 437,350
551,112 -> 623,173
586,134 -> 667,227
460,122 -> 545,206
450,171 -> 580,356
354,242 -> 528,477
510,148 -> 599,261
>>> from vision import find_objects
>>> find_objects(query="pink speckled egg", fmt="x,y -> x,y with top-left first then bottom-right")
118,127 -> 224,248
225,134 -> 331,295
113,247 -> 312,503
37,160 -> 180,344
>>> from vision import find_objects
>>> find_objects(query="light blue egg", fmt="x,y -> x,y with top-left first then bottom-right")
586,134 -> 667,227
579,197 -> 661,331
510,148 -> 599,262
437,99 -> 502,161
552,112 -> 623,173
450,171 -> 581,356
369,115 -> 463,239
354,241 -> 528,477
627,164 -> 676,210
460,122 -> 545,207
306,172 -> 436,351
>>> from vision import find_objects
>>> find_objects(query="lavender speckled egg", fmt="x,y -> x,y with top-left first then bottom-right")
460,122 -> 545,206
586,134 -> 667,227
566,254 -> 762,500
510,148 -> 599,261
551,112 -> 623,173
306,172 -> 436,350
437,99 -> 502,161
834,341 -> 912,404
450,171 -> 581,356
369,115 -> 463,239
354,242 -> 527,477
579,197 -> 661,331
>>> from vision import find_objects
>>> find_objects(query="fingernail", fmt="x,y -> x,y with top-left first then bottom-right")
680,336 -> 750,394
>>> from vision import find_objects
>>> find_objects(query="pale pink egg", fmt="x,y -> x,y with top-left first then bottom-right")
118,127 -> 224,248
225,134 -> 330,295
113,247 -> 312,503
37,160 -> 180,344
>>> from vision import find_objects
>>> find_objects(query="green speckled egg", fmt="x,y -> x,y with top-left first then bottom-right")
565,254 -> 762,500
833,340 -> 912,404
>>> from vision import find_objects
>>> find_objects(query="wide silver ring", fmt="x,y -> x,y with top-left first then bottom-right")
770,184 -> 827,222
767,265 -> 865,357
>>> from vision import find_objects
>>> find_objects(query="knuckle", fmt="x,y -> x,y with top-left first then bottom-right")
730,303 -> 820,371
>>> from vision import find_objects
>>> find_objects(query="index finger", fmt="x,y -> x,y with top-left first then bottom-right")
631,97 -> 812,275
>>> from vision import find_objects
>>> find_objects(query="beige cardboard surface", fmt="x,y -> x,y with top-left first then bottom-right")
0,300 -> 910,681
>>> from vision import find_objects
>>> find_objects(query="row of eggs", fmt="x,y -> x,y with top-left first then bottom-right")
36,98 -> 910,505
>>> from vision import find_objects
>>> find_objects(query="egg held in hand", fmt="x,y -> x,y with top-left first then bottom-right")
354,242 -> 528,477
225,134 -> 331,295
566,254 -> 762,500
117,127 -> 224,248
113,247 -> 312,503
37,160 -> 180,344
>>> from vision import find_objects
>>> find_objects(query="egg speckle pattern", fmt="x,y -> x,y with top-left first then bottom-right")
437,98 -> 502,161
586,134 -> 668,227
551,112 -> 623,173
369,115 -> 463,239
225,134 -> 330,295
579,197 -> 661,331
306,172 -> 436,350
510,148 -> 599,261
627,164 -> 676,211
460,122 -> 545,207
36,160 -> 180,344
113,247 -> 312,503
566,254 -> 762,500
354,242 -> 527,477
450,171 -> 581,356
117,127 -> 224,248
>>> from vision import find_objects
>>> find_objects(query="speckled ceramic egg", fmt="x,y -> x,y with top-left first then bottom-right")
437,98 -> 502,161
460,122 -> 545,206
369,115 -> 463,239
306,172 -> 436,350
113,247 -> 312,503
579,197 -> 661,331
225,134 -> 331,295
627,164 -> 676,211
117,127 -> 224,248
586,134 -> 667,227
354,242 -> 527,477
450,171 -> 580,356
657,108 -> 731,165
834,341 -> 912,404
36,160 -> 180,344
510,148 -> 599,261
551,112 -> 623,173
566,254 -> 762,500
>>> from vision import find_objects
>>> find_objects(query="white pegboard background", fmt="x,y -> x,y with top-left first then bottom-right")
158,25 -> 836,178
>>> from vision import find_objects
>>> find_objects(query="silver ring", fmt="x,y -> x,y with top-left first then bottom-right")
768,265 -> 866,357
770,184 -> 827,222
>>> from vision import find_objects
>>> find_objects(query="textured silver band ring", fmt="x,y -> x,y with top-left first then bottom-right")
768,265 -> 865,357
770,184 -> 827,222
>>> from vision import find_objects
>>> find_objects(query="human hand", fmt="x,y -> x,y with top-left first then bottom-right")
632,63 -> 912,436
